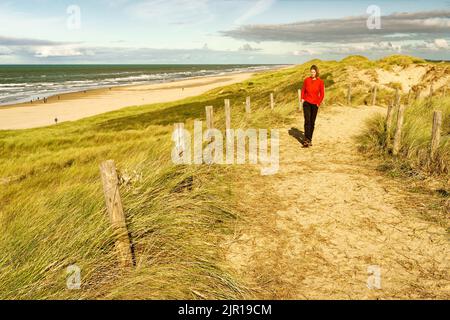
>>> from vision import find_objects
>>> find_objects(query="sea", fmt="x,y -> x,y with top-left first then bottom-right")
0,64 -> 282,106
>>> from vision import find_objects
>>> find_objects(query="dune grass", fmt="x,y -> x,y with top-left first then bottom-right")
0,127 -> 249,299
356,95 -> 450,228
0,54 -> 448,299
357,96 -> 449,178
0,65 -> 299,299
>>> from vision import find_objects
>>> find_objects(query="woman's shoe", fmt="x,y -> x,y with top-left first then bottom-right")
304,139 -> 312,147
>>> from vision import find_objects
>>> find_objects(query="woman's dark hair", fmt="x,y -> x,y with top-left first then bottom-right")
310,65 -> 319,77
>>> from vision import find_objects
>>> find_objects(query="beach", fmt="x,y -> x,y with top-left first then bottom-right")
0,72 -> 254,130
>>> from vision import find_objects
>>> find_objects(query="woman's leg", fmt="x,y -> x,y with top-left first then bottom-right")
309,104 -> 319,142
303,102 -> 312,142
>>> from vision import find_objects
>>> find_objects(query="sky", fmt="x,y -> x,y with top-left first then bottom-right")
0,0 -> 449,64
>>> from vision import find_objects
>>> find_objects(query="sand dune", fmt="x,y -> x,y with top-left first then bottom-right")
0,72 -> 254,130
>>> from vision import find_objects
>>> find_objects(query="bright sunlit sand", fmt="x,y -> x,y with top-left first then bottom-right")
0,72 -> 254,130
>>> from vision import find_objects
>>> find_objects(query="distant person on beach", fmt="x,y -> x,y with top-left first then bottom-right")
300,65 -> 325,148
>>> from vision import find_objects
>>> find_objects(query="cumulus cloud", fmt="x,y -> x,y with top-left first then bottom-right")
0,35 -> 83,58
238,43 -> 261,51
292,48 -> 320,56
434,38 -> 448,48
286,38 -> 450,58
0,36 -> 69,46
0,46 -> 13,55
34,46 -> 84,58
0,35 -> 280,63
222,10 -> 450,43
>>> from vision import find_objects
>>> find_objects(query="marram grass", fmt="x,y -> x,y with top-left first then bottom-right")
0,55 -> 448,299
357,96 -> 450,177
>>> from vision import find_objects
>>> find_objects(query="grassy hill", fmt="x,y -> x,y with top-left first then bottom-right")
0,55 -> 448,299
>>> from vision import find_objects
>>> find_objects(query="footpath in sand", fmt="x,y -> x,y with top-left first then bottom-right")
226,105 -> 449,299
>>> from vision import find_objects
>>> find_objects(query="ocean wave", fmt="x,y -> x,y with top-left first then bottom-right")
0,65 -> 284,106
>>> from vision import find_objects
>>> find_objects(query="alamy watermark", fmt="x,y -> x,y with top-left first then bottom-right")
172,120 -> 280,175
367,265 -> 381,290
67,5 -> 81,30
366,5 -> 381,30
66,264 -> 81,290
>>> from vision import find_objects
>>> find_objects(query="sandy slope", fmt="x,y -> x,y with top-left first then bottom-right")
357,64 -> 449,96
226,105 -> 449,299
0,72 -> 253,130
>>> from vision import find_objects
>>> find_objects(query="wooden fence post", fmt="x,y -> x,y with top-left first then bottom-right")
205,105 -> 214,144
385,101 -> 395,146
392,104 -> 406,156
298,89 -> 302,111
415,88 -> 421,100
224,99 -> 231,131
206,106 -> 213,129
443,86 -> 447,97
430,110 -> 442,159
245,97 -> 251,114
394,88 -> 401,106
429,83 -> 434,98
205,106 -> 214,130
347,85 -> 352,106
99,160 -> 133,268
371,85 -> 377,106
174,123 -> 185,157
406,89 -> 412,106
270,93 -> 274,110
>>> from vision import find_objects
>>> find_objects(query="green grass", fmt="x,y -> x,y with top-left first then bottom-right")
0,54 -> 448,299
357,96 -> 450,178
0,65 -> 298,300
378,55 -> 427,69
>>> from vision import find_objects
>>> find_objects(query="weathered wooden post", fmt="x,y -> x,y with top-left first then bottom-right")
371,85 -> 378,106
430,110 -> 442,159
394,88 -> 401,106
298,89 -> 302,111
443,86 -> 447,97
347,85 -> 352,106
245,97 -> 251,114
385,101 -> 395,146
205,106 -> 215,144
415,88 -> 421,100
224,99 -> 231,131
270,93 -> 275,110
205,106 -> 214,130
429,83 -> 434,98
406,89 -> 412,106
99,160 -> 133,268
392,104 -> 406,156
174,123 -> 186,158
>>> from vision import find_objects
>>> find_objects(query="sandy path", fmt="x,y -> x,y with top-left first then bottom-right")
0,72 -> 253,130
227,105 -> 449,299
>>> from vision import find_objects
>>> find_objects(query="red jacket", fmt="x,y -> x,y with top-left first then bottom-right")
301,77 -> 325,106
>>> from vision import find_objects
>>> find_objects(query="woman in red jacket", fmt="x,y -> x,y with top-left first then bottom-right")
301,65 -> 325,148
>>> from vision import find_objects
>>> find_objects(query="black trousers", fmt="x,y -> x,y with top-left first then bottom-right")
303,101 -> 319,142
